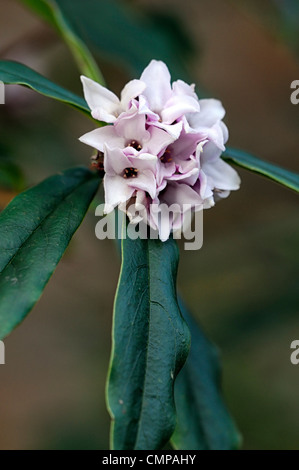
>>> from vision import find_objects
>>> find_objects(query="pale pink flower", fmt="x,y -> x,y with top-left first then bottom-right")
103,146 -> 157,211
81,76 -> 146,123
139,60 -> 200,124
79,59 -> 241,240
79,106 -> 179,157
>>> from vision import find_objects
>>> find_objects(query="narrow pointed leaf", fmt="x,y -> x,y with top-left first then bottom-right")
0,61 -> 89,115
19,0 -> 57,28
0,167 -> 101,340
20,0 -> 105,83
223,147 -> 299,193
107,226 -> 190,450
171,300 -> 242,450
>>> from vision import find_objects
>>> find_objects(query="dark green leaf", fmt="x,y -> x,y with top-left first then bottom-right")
107,224 -> 190,450
0,61 -> 89,115
223,147 -> 299,193
0,167 -> 101,340
20,0 -> 57,28
20,0 -> 105,83
171,299 -> 242,450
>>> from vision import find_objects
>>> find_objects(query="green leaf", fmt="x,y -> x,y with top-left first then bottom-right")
223,147 -> 299,193
0,167 -> 101,340
107,223 -> 191,450
20,0 -> 57,27
0,60 -> 90,115
171,300 -> 242,450
21,0 -> 193,80
20,0 -> 105,83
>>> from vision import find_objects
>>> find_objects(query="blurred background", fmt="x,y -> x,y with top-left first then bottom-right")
0,0 -> 298,450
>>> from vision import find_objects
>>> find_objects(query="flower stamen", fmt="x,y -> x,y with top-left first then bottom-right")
123,167 -> 138,178
128,140 -> 142,151
160,149 -> 172,163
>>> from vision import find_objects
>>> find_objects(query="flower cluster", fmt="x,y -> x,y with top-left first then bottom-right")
79,60 -> 240,240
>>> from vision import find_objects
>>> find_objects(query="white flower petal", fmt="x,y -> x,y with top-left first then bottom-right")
188,99 -> 226,128
81,76 -> 120,123
161,182 -> 202,209
146,126 -> 176,156
129,153 -> 158,174
203,197 -> 215,209
149,121 -> 183,140
104,146 -> 132,175
172,80 -> 198,99
199,141 -> 222,163
161,95 -> 200,124
170,167 -> 199,186
214,190 -> 231,201
128,170 -> 157,199
79,126 -> 125,152
104,174 -> 135,210
220,121 -> 229,145
120,79 -> 146,109
115,112 -> 150,144
156,160 -> 176,188
137,95 -> 160,120
206,123 -> 227,151
169,129 -> 202,161
91,109 -> 117,123
140,60 -> 172,113
194,171 -> 209,200
202,157 -> 241,191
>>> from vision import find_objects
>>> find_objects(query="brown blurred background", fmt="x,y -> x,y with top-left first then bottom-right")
0,0 -> 298,449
